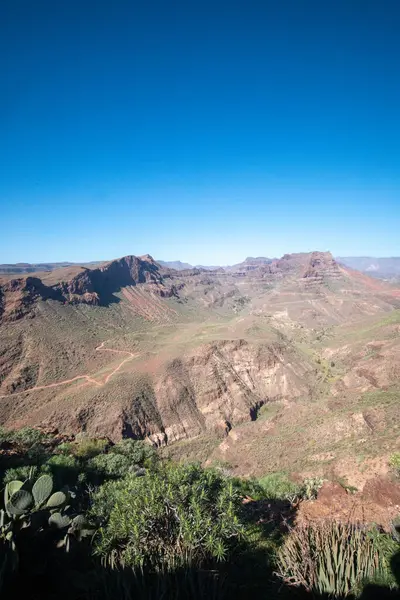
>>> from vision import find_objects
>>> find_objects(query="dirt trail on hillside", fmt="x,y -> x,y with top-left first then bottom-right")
0,342 -> 138,398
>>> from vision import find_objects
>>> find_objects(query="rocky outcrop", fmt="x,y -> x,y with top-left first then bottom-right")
1,249 -> 399,452
301,251 -> 343,282
22,339 -> 313,444
227,257 -> 272,273
0,277 -> 63,323
0,255 -> 173,322
53,255 -> 166,304
96,254 -> 163,289
54,269 -> 99,304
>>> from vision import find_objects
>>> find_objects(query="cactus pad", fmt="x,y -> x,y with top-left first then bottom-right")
46,491 -> 67,509
32,474 -> 53,506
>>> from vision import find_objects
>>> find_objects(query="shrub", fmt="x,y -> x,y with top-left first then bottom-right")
91,463 -> 246,571
111,438 -> 158,467
11,427 -> 49,448
389,453 -> 400,475
276,522 -> 384,596
257,474 -> 324,504
46,454 -> 80,486
73,438 -> 109,459
0,427 -> 11,446
299,477 -> 324,500
56,442 -> 74,455
88,453 -> 131,477
3,465 -> 38,484
258,472 -> 300,500
0,427 -> 51,465
47,453 -> 77,468
231,476 -> 266,501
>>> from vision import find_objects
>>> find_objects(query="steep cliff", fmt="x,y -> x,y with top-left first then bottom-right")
0,255 -> 171,323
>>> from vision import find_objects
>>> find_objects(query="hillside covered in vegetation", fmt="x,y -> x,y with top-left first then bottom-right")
1,426 -> 400,599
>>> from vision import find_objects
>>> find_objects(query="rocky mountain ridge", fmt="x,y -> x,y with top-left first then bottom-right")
0,255 -> 172,323
3,254 -> 400,280
2,250 -> 399,326
1,249 -> 400,464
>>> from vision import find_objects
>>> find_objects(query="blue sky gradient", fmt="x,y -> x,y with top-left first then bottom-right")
1,0 -> 399,264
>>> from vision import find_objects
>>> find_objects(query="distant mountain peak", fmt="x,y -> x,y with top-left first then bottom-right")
301,251 -> 341,280
244,256 -> 270,262
337,256 -> 400,280
157,260 -> 194,271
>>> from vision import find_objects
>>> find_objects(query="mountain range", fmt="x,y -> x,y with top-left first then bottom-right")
1,250 -> 400,485
336,257 -> 400,280
3,255 -> 400,280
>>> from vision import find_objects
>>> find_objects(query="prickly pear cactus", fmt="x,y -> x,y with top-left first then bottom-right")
4,481 -> 23,508
46,491 -> 67,509
32,474 -> 53,507
48,512 -> 71,529
7,489 -> 33,516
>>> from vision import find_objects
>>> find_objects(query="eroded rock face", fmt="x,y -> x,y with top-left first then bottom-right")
0,337 -> 315,445
54,270 -> 99,305
54,255 -> 166,304
302,252 -> 338,276
1,250 -> 400,452
0,277 -> 63,322
301,252 -> 343,285
65,339 -> 313,444
0,255 -> 170,322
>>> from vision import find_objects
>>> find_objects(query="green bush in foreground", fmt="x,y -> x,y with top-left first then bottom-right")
91,463 -> 246,571
277,521 -> 388,597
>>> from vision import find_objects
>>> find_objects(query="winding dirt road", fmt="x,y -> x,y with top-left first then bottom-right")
0,341 -> 138,398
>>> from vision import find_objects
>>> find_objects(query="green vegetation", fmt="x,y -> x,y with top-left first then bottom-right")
390,452 -> 400,475
277,522 -> 396,597
0,471 -> 92,595
257,473 -> 324,502
335,476 -> 358,495
73,438 -> 109,458
0,427 -> 399,599
258,472 -> 300,500
300,476 -> 325,500
0,429 -> 158,489
5,426 -> 50,447
91,463 -> 245,570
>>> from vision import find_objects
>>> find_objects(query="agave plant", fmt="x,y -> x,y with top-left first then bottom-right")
276,521 -> 383,597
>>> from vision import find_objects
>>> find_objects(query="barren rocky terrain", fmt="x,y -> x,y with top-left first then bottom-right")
1,250 -> 399,485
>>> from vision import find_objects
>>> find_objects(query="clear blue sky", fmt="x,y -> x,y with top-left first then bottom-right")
1,0 -> 399,265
